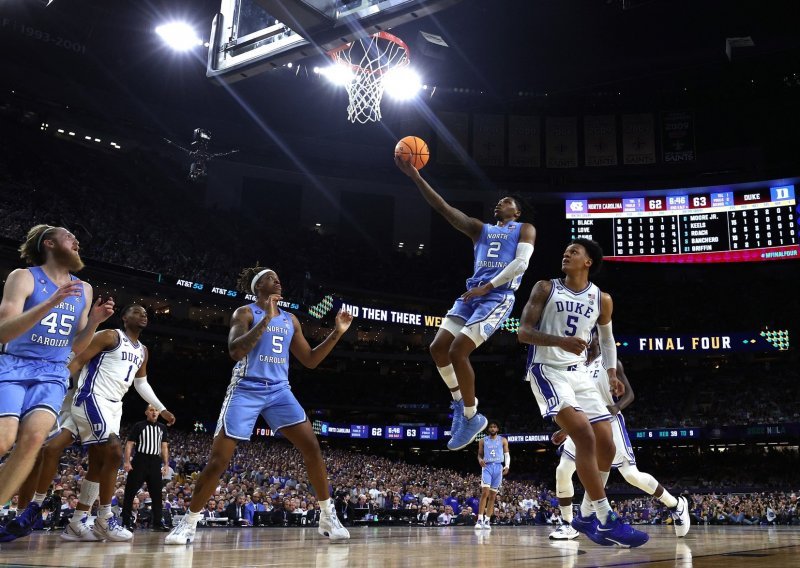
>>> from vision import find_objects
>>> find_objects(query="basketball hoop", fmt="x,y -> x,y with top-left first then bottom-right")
327,31 -> 410,124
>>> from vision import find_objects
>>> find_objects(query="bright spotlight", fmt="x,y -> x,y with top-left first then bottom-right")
320,64 -> 355,86
383,67 -> 422,100
156,22 -> 203,51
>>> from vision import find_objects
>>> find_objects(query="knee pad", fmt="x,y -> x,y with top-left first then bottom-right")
78,479 -> 101,508
618,464 -> 659,494
555,458 -> 576,498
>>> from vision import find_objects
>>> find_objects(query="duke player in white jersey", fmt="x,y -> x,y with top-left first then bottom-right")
550,338 -> 690,540
167,266 -> 353,545
396,157 -> 535,450
474,420 -> 509,531
518,239 -> 648,548
0,224 -> 114,508
57,304 -> 175,542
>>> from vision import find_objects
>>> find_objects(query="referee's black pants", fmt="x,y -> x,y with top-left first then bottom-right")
122,454 -> 163,528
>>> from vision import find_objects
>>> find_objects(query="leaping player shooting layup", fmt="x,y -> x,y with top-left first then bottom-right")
395,157 -> 535,450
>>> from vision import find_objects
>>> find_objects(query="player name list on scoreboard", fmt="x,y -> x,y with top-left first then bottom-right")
565,185 -> 798,262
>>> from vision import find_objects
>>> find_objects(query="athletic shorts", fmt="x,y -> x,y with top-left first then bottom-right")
441,292 -> 515,347
0,354 -> 69,420
562,413 -> 637,468
47,406 -> 80,441
215,380 -> 307,441
527,363 -> 611,423
72,396 -> 122,446
481,462 -> 503,491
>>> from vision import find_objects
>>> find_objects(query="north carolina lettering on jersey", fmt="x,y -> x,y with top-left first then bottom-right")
29,333 -> 70,347
52,301 -> 77,313
265,326 -> 288,334
258,355 -> 288,364
487,233 -> 510,240
477,260 -> 509,268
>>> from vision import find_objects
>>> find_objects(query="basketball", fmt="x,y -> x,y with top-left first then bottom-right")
394,136 -> 430,170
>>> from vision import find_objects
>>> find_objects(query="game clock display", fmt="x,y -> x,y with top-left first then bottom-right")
566,184 -> 798,263
384,426 -> 404,440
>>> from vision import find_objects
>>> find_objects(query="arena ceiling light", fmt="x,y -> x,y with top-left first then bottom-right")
317,64 -> 355,86
383,67 -> 422,100
155,22 -> 203,51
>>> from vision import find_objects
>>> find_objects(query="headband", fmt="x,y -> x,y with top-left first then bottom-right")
250,269 -> 275,295
36,226 -> 56,252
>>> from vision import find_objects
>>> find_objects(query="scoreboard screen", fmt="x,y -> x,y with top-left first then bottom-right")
631,428 -> 700,440
566,184 -> 798,263
350,425 -> 369,439
384,426 -> 404,440
419,426 -> 439,440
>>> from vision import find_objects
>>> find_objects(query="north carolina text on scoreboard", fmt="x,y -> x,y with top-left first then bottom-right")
566,184 -> 798,262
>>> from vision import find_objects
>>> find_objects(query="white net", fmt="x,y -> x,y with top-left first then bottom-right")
328,31 -> 410,124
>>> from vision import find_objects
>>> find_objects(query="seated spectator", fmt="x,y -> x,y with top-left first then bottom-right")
454,506 -> 475,526
227,494 -> 248,526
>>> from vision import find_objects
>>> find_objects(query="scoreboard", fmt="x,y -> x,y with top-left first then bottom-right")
566,184 -> 799,262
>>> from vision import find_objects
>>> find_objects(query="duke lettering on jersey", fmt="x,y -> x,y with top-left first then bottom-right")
588,356 -> 615,409
1,266 -> 86,363
553,300 -> 595,320
531,279 -> 602,368
75,330 -> 145,403
470,223 -> 523,292
232,305 -> 294,390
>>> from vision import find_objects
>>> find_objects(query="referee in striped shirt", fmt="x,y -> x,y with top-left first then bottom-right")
122,405 -> 171,530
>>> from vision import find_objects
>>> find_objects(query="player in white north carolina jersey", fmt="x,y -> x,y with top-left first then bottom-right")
518,239 -> 648,548
61,305 -> 175,543
395,157 -> 535,451
552,339 -> 691,539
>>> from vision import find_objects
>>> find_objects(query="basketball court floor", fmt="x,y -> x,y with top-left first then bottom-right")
1,525 -> 798,567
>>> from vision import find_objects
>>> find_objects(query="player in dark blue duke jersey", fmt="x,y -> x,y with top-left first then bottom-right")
167,266 -> 353,545
396,157 -> 536,450
0,224 -> 114,507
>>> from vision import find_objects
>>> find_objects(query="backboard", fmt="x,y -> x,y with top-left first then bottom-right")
207,0 -> 463,83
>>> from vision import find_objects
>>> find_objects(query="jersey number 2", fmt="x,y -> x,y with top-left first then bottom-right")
486,241 -> 501,258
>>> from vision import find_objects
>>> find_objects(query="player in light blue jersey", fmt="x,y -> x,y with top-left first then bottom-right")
0,224 -> 114,508
167,265 -> 353,545
474,420 -> 509,531
518,238 -> 648,548
396,158 -> 536,450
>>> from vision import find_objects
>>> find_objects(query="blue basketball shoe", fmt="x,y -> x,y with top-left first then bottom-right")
449,399 -> 465,441
588,512 -> 649,548
0,502 -> 40,542
570,511 -> 599,536
447,412 -> 487,450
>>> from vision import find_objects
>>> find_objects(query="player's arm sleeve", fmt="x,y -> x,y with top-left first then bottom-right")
504,452 -> 511,468
597,321 -> 617,370
489,242 -> 534,288
133,376 -> 166,413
